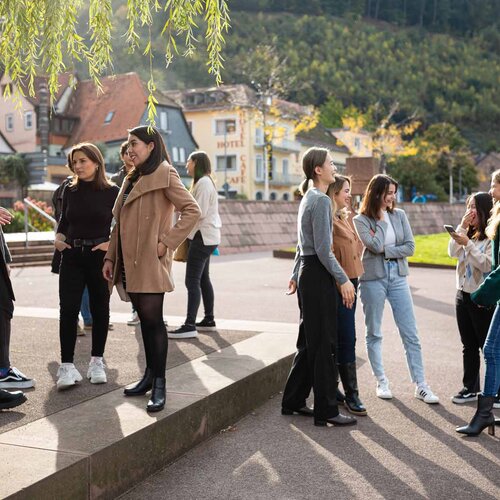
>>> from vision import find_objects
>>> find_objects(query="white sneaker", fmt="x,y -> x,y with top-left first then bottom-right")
87,358 -> 107,384
127,311 -> 140,326
415,383 -> 439,404
57,363 -> 83,390
376,378 -> 393,399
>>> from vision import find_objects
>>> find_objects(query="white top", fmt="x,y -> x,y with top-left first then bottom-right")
187,176 -> 222,245
382,210 -> 396,248
448,225 -> 492,293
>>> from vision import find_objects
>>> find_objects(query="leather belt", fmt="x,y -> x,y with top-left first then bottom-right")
384,258 -> 398,262
70,237 -> 109,247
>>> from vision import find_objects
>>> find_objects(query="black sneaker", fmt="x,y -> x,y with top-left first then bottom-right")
168,324 -> 198,339
0,367 -> 35,389
195,318 -> 216,332
451,388 -> 477,404
0,389 -> 27,410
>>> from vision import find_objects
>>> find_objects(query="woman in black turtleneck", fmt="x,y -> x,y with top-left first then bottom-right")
54,143 -> 119,391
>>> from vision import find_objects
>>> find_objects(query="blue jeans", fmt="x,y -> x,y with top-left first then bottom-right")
80,286 -> 92,326
483,305 -> 500,396
337,278 -> 358,364
359,261 -> 425,384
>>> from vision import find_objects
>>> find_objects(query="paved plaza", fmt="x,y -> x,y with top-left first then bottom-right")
0,253 -> 499,499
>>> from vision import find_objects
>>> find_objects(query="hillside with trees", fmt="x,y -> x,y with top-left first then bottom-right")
103,3 -> 500,152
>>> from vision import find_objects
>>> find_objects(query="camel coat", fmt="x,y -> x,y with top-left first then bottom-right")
105,161 -> 201,300
332,214 -> 364,279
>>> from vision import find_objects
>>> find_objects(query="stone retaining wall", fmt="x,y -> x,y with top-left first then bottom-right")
219,200 -> 465,254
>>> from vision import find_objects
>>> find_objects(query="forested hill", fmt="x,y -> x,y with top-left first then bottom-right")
105,3 -> 500,151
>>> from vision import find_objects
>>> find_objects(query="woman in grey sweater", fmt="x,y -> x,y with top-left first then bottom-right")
353,174 -> 439,404
281,147 -> 356,427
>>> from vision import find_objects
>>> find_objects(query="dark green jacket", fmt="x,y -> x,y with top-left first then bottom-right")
471,228 -> 500,306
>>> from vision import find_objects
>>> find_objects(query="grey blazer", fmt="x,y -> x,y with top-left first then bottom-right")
353,208 -> 415,281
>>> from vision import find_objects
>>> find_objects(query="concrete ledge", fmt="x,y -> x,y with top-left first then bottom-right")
0,330 -> 296,499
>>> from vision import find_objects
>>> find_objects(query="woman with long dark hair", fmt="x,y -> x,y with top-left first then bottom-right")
458,170 -> 500,436
327,175 -> 367,415
169,151 -> 221,339
448,192 -> 494,404
103,126 -> 200,412
55,143 -> 119,390
281,147 -> 356,427
353,174 -> 439,404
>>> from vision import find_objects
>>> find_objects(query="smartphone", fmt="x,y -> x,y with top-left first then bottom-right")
444,224 -> 456,235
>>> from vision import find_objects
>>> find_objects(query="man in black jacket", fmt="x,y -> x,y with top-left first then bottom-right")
0,207 -> 34,404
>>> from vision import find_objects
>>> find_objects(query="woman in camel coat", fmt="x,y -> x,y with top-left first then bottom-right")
103,126 -> 200,412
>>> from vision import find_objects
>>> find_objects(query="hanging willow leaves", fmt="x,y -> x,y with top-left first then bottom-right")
0,0 -> 230,124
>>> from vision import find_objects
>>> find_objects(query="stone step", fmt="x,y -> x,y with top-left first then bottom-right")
0,325 -> 296,500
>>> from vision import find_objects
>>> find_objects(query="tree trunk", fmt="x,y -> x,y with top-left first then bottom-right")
419,0 -> 427,27
367,0 -> 372,17
432,0 -> 438,25
375,0 -> 380,19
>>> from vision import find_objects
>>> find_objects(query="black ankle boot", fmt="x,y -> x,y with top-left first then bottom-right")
456,394 -> 496,436
338,362 -> 367,416
147,377 -> 166,412
124,368 -> 153,396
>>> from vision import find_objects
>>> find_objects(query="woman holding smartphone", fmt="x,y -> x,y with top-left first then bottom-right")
448,192 -> 494,404
458,169 -> 500,436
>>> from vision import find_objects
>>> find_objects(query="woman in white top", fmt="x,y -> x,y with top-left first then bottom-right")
448,192 -> 493,404
169,151 -> 222,339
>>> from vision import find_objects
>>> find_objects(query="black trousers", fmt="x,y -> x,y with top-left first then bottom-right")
185,231 -> 217,325
282,256 -> 339,420
455,289 -> 495,392
59,247 -> 110,363
0,309 -> 11,368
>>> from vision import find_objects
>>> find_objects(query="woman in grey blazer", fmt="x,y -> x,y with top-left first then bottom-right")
353,174 -> 439,404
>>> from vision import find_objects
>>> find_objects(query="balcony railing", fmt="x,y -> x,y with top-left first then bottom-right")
254,138 -> 302,153
254,173 -> 303,186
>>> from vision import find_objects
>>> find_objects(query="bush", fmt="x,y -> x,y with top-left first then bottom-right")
10,198 -> 54,232
2,210 -> 26,233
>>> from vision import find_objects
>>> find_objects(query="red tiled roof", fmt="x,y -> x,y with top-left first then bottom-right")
66,73 -> 148,146
20,72 -> 77,106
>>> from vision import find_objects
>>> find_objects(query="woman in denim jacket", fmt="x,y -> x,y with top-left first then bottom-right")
353,174 -> 439,404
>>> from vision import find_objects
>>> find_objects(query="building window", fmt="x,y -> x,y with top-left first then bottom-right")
5,114 -> 14,132
179,147 -> 186,163
271,157 -> 277,177
282,192 -> 290,201
104,111 -> 114,124
255,191 -> 263,200
24,111 -> 33,130
282,158 -> 289,177
354,137 -> 361,150
215,119 -> 236,135
255,155 -> 263,180
172,147 -> 179,162
255,127 -> 264,145
160,111 -> 168,131
216,155 -> 237,171
270,192 -> 277,201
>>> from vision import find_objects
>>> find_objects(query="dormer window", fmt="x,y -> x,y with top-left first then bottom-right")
104,111 -> 115,124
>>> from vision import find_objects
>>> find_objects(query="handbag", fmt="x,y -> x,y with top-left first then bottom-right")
173,238 -> 189,262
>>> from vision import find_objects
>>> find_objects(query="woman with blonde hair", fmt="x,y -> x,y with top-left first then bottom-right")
281,147 -> 356,427
327,175 -> 367,415
55,143 -> 119,390
458,169 -> 500,436
103,126 -> 200,412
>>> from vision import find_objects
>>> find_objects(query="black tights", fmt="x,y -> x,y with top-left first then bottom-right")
129,292 -> 167,378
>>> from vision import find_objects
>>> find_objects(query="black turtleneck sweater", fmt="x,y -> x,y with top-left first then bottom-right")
57,180 -> 119,240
